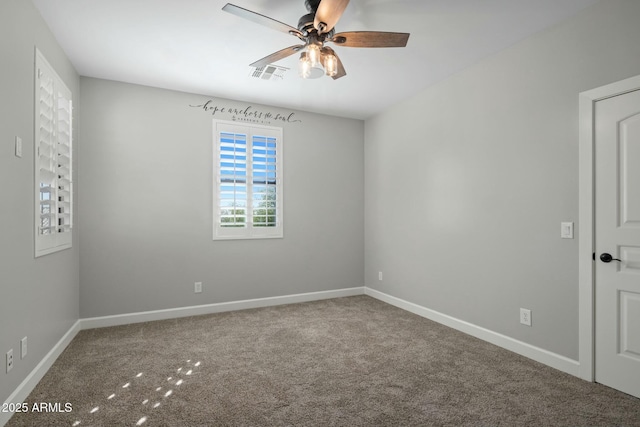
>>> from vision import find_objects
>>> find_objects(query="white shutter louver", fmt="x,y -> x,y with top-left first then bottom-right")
35,49 -> 73,256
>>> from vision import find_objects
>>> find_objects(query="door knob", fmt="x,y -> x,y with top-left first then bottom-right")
600,253 -> 621,263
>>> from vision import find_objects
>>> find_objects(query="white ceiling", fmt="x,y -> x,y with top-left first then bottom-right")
32,0 -> 599,120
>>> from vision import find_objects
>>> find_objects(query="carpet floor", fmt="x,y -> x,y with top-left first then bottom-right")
6,295 -> 640,426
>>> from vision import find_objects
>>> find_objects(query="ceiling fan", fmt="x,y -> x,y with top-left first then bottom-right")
222,0 -> 410,80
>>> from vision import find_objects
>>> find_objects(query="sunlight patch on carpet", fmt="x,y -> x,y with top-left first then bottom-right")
51,359 -> 203,426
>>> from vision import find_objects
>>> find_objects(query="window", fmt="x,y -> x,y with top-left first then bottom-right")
213,121 -> 283,240
34,49 -> 73,257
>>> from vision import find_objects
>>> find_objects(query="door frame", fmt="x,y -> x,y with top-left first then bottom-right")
578,74 -> 640,382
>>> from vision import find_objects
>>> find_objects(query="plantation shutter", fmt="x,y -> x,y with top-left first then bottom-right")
251,134 -> 278,227
219,131 -> 248,228
35,49 -> 73,257
213,121 -> 283,240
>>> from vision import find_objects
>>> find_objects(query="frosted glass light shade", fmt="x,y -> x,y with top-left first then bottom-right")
299,50 -> 325,79
324,54 -> 338,77
307,44 -> 321,66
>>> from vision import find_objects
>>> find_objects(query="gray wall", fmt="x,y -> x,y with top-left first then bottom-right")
0,0 -> 80,404
78,78 -> 364,318
364,0 -> 640,360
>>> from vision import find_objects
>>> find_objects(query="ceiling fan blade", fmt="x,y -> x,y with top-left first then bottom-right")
331,31 -> 410,48
314,0 -> 350,34
222,3 -> 303,38
250,45 -> 305,68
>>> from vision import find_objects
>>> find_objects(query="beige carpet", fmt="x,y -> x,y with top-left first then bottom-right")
6,296 -> 640,426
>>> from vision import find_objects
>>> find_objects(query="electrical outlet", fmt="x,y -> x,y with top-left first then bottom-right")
21,337 -> 27,359
6,349 -> 13,373
378,271 -> 383,281
194,282 -> 202,294
520,308 -> 532,326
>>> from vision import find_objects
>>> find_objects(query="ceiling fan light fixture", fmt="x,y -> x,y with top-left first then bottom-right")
307,44 -> 321,66
299,52 -> 311,78
299,50 -> 324,79
323,53 -> 338,77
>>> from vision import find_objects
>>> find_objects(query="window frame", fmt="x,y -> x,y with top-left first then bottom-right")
34,49 -> 73,257
212,120 -> 284,240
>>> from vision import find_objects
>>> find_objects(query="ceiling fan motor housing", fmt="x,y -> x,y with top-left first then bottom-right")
305,0 -> 322,13
298,13 -> 334,40
298,13 -> 315,32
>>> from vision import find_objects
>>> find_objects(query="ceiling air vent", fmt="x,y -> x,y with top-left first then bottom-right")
249,64 -> 288,81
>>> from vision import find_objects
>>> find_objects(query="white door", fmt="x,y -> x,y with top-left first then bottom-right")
595,88 -> 640,398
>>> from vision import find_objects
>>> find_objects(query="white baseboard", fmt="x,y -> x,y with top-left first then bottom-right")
364,287 -> 581,377
1,320 -> 81,427
80,287 -> 366,330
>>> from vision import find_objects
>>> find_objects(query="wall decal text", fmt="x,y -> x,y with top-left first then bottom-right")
190,100 -> 302,124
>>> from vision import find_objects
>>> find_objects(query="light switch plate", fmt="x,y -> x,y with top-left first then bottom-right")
15,136 -> 22,158
561,222 -> 574,239
21,337 -> 27,359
